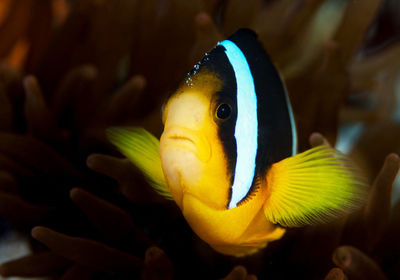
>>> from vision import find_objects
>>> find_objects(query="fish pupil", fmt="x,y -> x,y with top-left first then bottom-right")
216,103 -> 232,120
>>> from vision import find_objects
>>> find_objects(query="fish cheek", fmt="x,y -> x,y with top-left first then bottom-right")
160,144 -> 204,208
186,99 -> 237,210
193,123 -> 233,210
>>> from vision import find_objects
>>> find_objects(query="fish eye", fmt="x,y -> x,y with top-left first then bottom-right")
215,103 -> 232,120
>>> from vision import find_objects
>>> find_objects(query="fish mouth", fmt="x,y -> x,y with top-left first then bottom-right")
161,126 -> 211,162
167,135 -> 196,145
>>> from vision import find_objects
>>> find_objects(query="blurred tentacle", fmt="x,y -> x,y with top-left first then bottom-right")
60,264 -> 97,280
313,42 -> 350,145
280,0 -> 326,46
374,69 -> 400,121
219,0 -> 262,36
346,41 -> 400,123
341,153 -> 400,252
286,42 -> 349,150
309,132 -> 332,148
0,170 -> 17,193
0,191 -> 52,229
201,0 -> 224,20
0,0 -> 34,58
31,226 -> 144,274
86,153 -> 172,205
23,75 -> 59,140
70,187 -> 152,250
363,153 -> 400,249
0,153 -> 34,176
253,0 -> 299,51
221,265 -> 258,280
24,0 -> 52,73
0,132 -> 82,180
332,246 -> 387,280
0,81 -> 13,131
142,246 -> 174,280
279,1 -> 346,78
350,42 -> 400,92
332,0 -> 383,64
0,64 -> 23,130
323,268 -> 347,280
0,251 -> 70,277
102,75 -> 147,124
50,65 -> 97,128
189,12 -> 222,64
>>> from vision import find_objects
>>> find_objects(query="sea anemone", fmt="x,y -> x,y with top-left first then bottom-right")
0,0 -> 399,279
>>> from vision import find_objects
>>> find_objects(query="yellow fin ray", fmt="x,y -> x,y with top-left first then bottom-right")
264,146 -> 368,227
107,127 -> 172,200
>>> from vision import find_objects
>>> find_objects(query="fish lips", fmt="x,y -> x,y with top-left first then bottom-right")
160,126 -> 211,163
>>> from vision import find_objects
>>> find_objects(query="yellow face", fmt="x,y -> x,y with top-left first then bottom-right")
159,71 -> 231,210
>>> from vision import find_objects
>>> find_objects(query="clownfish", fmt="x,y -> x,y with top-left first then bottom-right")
108,29 -> 368,257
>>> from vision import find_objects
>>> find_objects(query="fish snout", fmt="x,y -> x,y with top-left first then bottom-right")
160,126 -> 211,163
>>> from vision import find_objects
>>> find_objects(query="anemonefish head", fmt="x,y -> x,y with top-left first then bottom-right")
160,70 -> 231,210
160,29 -> 297,211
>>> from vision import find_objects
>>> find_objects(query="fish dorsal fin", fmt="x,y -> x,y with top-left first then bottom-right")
264,146 -> 368,227
107,127 -> 172,200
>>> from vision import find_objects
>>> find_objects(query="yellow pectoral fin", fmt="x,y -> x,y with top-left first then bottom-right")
107,127 -> 172,200
264,146 -> 368,227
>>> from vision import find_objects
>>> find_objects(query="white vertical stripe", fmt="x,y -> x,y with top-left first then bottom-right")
219,40 -> 258,209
